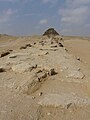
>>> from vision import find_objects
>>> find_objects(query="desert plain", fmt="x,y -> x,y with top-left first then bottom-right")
0,33 -> 90,120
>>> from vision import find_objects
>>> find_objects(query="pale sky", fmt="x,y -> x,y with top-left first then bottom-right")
0,0 -> 90,36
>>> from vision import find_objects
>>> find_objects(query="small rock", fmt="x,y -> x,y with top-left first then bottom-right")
45,52 -> 49,55
9,55 -> 17,58
76,56 -> 80,61
51,41 -> 53,44
37,72 -> 47,80
26,44 -> 32,47
32,96 -> 36,99
41,43 -> 44,46
36,69 -> 42,73
64,48 -> 68,52
29,64 -> 37,71
67,103 -> 72,109
20,46 -> 27,49
49,69 -> 57,76
38,51 -> 49,56
0,67 -> 5,73
58,43 -> 64,47
7,49 -> 13,52
60,38 -> 63,40
20,44 -> 32,49
47,113 -> 51,116
51,45 -> 57,48
34,42 -> 36,45
11,110 -> 13,112
39,92 -> 43,96
39,41 -> 43,43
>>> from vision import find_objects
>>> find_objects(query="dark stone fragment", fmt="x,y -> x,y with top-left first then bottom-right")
7,49 -> 13,52
34,42 -> 36,45
0,52 -> 10,58
51,45 -> 57,48
0,68 -> 5,73
60,38 -> 63,40
20,46 -> 27,49
26,44 -> 32,47
58,43 -> 64,47
67,103 -> 72,109
49,69 -> 57,76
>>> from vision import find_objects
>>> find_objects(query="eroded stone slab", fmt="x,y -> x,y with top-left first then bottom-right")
67,70 -> 85,79
12,63 -> 37,73
38,93 -> 90,108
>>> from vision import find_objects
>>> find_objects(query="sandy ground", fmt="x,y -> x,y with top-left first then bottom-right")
64,38 -> 90,97
0,34 -> 90,120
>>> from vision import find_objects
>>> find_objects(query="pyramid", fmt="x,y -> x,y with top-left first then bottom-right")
43,28 -> 59,37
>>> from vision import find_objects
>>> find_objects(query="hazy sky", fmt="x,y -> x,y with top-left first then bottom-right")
0,0 -> 90,36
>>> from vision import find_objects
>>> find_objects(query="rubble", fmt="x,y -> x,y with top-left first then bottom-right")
0,33 -> 89,120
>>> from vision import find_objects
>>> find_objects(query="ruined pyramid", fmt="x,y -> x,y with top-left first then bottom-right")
43,28 -> 59,37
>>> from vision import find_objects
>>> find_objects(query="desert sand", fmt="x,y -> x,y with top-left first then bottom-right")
0,33 -> 90,120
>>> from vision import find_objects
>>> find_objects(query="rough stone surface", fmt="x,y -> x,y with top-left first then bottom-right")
12,63 -> 37,73
67,70 -> 85,79
38,93 -> 90,107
